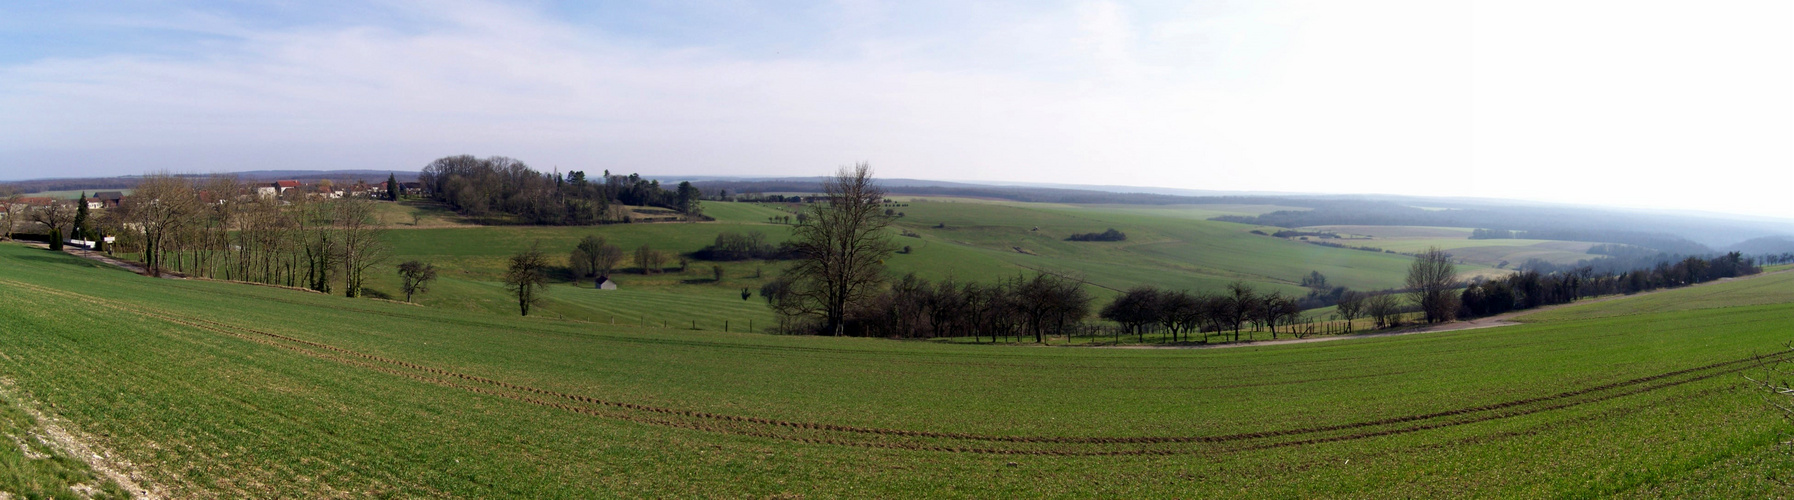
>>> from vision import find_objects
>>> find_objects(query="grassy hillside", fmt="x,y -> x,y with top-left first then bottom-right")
2,242 -> 1791,496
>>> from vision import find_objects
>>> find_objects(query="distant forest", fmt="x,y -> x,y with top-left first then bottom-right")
418,156 -> 703,225
696,179 -> 1281,206
0,170 -> 418,194
11,172 -> 1790,254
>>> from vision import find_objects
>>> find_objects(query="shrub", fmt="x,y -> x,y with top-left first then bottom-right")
1066,228 -> 1127,242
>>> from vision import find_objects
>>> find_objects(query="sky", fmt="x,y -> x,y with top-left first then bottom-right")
1,1 -> 1790,218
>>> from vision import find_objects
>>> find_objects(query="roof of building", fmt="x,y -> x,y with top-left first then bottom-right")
275,180 -> 302,188
94,191 -> 125,200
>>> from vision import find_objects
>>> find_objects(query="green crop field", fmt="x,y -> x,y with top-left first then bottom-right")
3,242 -> 1792,496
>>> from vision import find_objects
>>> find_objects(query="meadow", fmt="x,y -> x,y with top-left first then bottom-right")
2,242 -> 1791,497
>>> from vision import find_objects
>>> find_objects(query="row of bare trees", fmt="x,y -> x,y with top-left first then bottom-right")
96,174 -> 390,297
1100,282 -> 1307,343
768,272 -> 1091,340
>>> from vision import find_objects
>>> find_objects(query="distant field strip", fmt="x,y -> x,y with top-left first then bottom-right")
8,276 -> 1783,458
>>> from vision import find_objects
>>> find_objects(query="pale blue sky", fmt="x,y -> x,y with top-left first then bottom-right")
1,1 -> 1790,218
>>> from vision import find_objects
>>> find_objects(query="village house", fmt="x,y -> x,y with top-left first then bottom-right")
255,180 -> 303,198
11,197 -> 55,213
93,191 -> 126,208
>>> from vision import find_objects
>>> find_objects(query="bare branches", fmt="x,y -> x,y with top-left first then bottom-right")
1407,246 -> 1459,323
782,163 -> 899,336
504,242 -> 550,316
336,199 -> 389,298
398,261 -> 438,303
120,173 -> 201,276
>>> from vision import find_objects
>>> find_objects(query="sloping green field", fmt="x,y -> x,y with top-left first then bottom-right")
2,243 -> 1791,497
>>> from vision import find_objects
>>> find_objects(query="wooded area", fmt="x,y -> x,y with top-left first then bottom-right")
418,155 -> 703,225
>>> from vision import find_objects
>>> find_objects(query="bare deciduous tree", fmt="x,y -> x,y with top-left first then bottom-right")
1364,293 -> 1402,329
1224,281 -> 1256,341
29,200 -> 77,238
782,163 -> 899,336
1336,290 -> 1366,331
569,235 -> 621,284
504,242 -> 550,316
0,190 -> 20,241
296,198 -> 337,293
336,199 -> 389,298
1407,246 -> 1459,323
633,244 -> 666,274
120,173 -> 200,276
398,260 -> 438,303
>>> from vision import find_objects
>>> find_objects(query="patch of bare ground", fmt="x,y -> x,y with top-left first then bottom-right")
0,380 -> 165,500
56,246 -> 185,279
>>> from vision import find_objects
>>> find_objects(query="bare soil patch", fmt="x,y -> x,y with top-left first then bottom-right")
0,380 -> 164,499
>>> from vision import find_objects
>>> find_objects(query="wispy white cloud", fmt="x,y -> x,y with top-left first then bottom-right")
0,0 -> 1789,219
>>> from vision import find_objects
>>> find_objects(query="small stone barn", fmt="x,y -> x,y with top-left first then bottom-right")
595,277 -> 618,290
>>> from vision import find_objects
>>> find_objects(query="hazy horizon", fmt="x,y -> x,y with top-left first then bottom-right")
3,1 -> 1790,218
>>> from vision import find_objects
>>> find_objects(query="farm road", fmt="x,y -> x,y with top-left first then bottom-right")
1116,268 -> 1792,350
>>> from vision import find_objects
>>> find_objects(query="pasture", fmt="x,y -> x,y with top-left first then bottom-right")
2,242 -> 1791,496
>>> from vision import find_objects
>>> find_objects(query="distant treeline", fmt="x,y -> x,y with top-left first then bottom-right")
1759,253 -> 1794,265
1461,252 -> 1758,317
1586,243 -> 1659,258
1,170 -> 420,194
763,272 -> 1091,341
1272,230 -> 1340,239
1066,228 -> 1127,242
1101,284 -> 1307,343
691,231 -> 797,261
419,155 -> 702,225
1516,249 -> 1755,277
702,179 -> 1289,206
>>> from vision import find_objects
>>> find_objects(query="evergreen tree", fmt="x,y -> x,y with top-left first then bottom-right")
386,174 -> 399,200
74,192 -> 90,240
